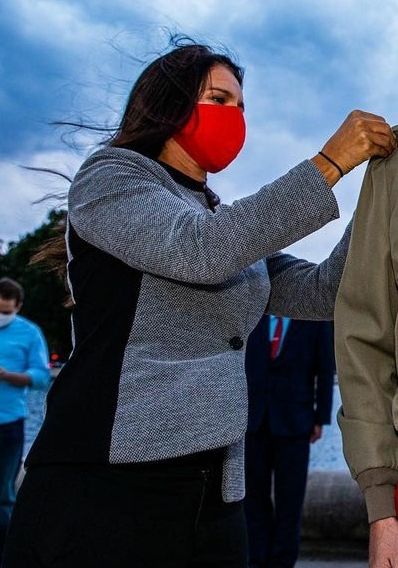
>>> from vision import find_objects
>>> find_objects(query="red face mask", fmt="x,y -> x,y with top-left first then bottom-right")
173,104 -> 246,173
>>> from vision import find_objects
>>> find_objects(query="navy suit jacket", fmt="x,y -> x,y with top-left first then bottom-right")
245,315 -> 335,435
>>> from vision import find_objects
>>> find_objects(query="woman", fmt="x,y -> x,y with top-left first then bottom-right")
2,42 -> 396,568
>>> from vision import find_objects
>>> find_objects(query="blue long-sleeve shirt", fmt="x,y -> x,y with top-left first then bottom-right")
0,315 -> 50,424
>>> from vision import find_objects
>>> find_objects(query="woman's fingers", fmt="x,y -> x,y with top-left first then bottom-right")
371,145 -> 393,158
365,122 -> 395,140
321,110 -> 396,175
347,109 -> 386,122
365,132 -> 397,156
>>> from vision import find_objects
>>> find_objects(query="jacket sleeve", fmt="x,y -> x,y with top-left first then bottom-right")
265,219 -> 352,319
68,147 -> 339,285
313,322 -> 335,425
335,151 -> 398,524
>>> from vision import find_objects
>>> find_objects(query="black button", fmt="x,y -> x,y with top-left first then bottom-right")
229,336 -> 244,350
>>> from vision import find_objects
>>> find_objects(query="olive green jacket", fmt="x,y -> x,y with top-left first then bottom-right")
335,134 -> 398,523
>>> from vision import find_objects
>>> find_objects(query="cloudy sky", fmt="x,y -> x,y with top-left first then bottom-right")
1,0 -> 397,261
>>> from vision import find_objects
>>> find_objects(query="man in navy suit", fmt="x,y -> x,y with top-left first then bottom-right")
245,314 -> 335,568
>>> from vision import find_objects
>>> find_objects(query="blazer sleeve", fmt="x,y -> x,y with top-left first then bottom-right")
313,322 -> 335,425
335,150 -> 398,524
68,147 -> 339,285
265,219 -> 352,320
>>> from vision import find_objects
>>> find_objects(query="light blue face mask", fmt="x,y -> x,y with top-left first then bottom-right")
0,312 -> 16,328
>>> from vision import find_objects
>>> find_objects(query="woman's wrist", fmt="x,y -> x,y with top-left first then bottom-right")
310,154 -> 342,189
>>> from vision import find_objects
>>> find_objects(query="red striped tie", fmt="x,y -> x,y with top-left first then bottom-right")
271,317 -> 283,360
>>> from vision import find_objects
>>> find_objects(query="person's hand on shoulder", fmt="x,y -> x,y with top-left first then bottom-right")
312,110 -> 397,187
370,516 -> 398,568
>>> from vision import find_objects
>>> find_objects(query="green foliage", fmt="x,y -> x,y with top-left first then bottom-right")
0,210 -> 72,358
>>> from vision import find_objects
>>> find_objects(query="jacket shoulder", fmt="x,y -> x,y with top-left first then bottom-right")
68,147 -> 177,207
75,146 -> 171,181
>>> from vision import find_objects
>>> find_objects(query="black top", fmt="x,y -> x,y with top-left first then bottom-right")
157,160 -> 221,212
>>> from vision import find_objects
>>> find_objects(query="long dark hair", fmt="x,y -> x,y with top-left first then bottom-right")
32,39 -> 244,284
109,42 -> 244,157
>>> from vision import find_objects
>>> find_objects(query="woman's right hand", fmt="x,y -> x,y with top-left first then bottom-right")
312,110 -> 397,187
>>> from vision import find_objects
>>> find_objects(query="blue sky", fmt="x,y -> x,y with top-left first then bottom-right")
1,0 -> 397,261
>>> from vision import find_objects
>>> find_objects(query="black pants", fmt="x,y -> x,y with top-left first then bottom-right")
245,425 -> 310,568
0,419 -> 24,563
2,452 -> 248,567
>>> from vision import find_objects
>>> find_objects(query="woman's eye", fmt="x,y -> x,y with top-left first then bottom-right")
211,96 -> 225,104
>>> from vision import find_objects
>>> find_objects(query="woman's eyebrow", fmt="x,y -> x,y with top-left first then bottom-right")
209,87 -> 233,96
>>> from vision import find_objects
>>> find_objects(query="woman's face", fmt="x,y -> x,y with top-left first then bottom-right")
199,64 -> 244,111
158,63 -> 245,178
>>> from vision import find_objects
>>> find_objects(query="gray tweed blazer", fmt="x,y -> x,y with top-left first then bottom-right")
28,146 -> 351,502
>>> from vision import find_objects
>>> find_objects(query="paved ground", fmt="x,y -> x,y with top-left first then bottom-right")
297,562 -> 367,567
296,541 -> 368,567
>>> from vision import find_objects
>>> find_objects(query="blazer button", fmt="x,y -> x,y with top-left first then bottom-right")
229,336 -> 244,350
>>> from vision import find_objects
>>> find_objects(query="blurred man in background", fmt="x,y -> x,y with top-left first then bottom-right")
0,277 -> 50,560
245,314 -> 335,568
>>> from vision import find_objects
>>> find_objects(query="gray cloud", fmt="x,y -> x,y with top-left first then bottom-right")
2,0 -> 398,263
